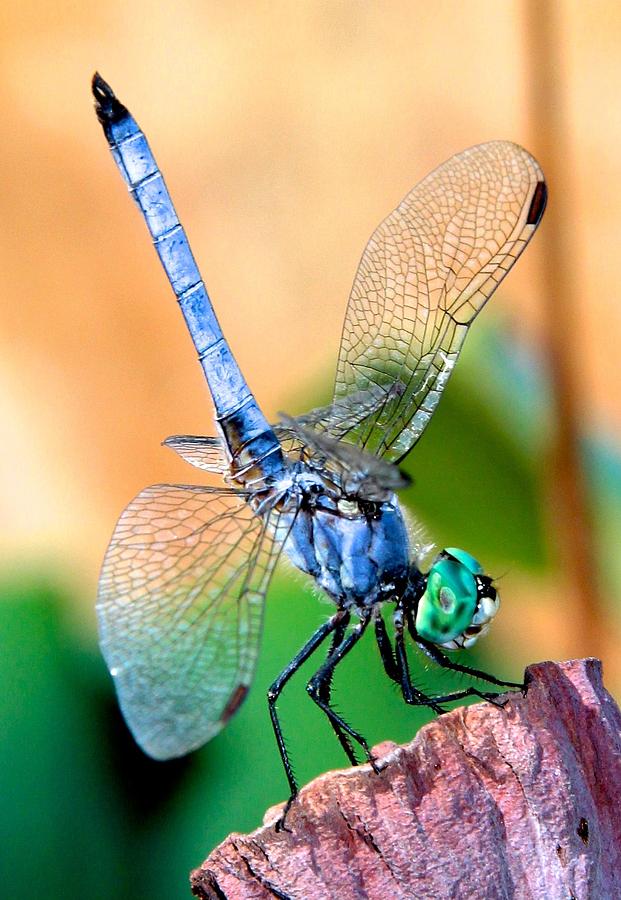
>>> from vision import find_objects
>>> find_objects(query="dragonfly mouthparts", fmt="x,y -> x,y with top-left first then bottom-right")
91,73 -> 129,128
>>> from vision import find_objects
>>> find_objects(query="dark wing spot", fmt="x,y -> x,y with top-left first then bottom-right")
222,684 -> 249,724
527,180 -> 547,225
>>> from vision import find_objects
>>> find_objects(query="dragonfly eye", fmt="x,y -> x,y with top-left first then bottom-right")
415,549 -> 500,649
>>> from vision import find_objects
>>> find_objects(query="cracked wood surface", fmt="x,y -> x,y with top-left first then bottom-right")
190,659 -> 621,899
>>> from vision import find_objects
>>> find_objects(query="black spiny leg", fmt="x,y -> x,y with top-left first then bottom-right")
375,614 -> 400,683
429,686 -> 511,708
267,612 -> 344,831
306,613 -> 379,769
406,611 -> 523,691
315,612 -> 359,766
394,611 -> 445,714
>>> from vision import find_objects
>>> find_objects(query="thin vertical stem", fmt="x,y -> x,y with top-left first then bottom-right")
523,0 -> 603,657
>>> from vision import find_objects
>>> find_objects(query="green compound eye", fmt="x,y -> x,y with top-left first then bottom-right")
415,558 -> 478,643
444,547 -> 483,576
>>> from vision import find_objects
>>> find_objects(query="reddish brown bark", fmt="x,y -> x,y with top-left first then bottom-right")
191,659 -> 621,899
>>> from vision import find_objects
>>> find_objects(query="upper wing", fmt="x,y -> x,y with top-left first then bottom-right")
161,398 -> 408,499
331,141 -> 546,462
279,412 -> 409,500
97,484 -> 285,759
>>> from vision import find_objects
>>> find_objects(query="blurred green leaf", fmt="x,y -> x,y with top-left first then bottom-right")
0,577 -> 125,899
402,335 -> 550,572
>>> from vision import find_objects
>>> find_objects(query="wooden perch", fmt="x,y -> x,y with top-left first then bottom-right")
191,659 -> 621,899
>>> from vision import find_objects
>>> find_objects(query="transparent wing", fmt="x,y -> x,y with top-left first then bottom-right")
278,412 -> 409,501
329,141 -> 546,462
161,404 -> 406,498
97,484 -> 285,760
291,386 -> 394,443
163,434 -> 228,474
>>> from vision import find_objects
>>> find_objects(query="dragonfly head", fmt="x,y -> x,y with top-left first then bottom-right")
414,547 -> 500,650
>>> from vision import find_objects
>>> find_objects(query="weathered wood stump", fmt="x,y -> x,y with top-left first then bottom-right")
191,659 -> 621,899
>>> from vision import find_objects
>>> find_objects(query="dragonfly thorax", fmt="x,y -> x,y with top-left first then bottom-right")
279,465 -> 411,610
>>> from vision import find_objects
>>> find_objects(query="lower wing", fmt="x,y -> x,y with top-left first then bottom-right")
97,484 -> 286,759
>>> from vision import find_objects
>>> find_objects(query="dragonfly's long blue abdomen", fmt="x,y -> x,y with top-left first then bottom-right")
92,74 -> 284,484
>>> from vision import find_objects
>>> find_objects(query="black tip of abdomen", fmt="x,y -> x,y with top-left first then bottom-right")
92,72 -> 129,126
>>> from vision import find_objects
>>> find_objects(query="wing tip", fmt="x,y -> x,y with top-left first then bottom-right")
527,179 -> 547,226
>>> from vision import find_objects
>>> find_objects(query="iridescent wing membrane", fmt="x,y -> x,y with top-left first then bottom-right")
162,435 -> 228,474
306,142 -> 547,462
278,412 -> 409,501
165,415 -> 411,501
97,485 -> 288,759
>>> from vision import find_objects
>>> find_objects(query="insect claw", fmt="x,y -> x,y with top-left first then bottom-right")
483,693 -> 508,709
274,796 -> 295,833
274,815 -> 292,834
369,756 -> 382,775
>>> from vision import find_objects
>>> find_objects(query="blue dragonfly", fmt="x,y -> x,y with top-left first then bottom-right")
92,74 -> 546,827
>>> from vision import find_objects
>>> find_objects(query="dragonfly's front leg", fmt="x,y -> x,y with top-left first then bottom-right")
393,609 -> 446,714
427,687 -> 512,707
267,612 -> 344,832
384,610 -> 510,714
408,613 -> 525,693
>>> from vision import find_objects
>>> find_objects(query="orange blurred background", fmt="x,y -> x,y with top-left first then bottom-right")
1,3 -> 620,669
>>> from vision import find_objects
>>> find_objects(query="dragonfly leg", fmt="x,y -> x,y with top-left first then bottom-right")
428,687 -> 512,707
407,610 -> 524,691
268,612 -> 344,832
306,613 -> 378,769
374,615 -> 400,683
394,614 -> 509,711
394,611 -> 445,714
315,613 -> 359,767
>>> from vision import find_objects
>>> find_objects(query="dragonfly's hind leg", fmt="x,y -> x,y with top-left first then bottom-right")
306,612 -> 379,770
267,612 -> 343,832
314,613 -> 359,767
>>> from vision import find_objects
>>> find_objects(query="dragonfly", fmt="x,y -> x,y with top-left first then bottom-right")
92,73 -> 546,827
